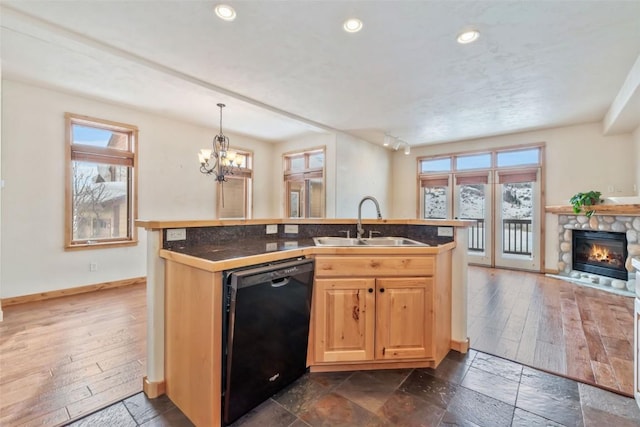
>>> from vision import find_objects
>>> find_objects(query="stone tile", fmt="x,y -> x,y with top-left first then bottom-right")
298,392 -> 376,427
520,367 -> 580,401
582,406 -> 640,427
139,406 -> 195,427
578,383 -> 640,423
424,356 -> 472,385
517,368 -> 583,427
289,420 -> 312,427
231,399 -> 297,427
364,369 -> 412,388
333,371 -> 400,412
470,352 -> 523,383
400,369 -> 458,410
443,348 -> 478,365
123,392 -> 177,424
511,408 -> 566,427
370,390 -> 445,426
439,412 -> 482,426
460,366 -> 520,406
444,387 -> 514,427
273,375 -> 330,415
68,402 -> 136,427
307,371 -> 353,390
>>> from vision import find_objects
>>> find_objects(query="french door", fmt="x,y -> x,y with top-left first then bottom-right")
453,172 -> 492,266
494,168 -> 541,271
420,147 -> 543,272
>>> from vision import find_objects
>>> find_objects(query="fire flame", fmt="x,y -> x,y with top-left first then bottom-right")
589,244 -> 610,262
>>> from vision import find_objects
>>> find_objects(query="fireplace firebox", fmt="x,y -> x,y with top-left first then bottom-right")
572,230 -> 628,280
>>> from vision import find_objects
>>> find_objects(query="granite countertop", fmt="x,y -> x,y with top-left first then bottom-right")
165,238 -> 316,262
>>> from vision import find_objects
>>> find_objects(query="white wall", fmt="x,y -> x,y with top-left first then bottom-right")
272,132 -> 337,217
634,125 -> 640,194
335,133 -> 392,218
0,80 -> 284,298
390,122 -> 636,271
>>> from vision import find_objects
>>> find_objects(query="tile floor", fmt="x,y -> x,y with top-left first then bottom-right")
68,350 -> 640,427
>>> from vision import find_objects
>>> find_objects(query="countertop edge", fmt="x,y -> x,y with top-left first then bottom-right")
136,218 -> 475,230
160,241 -> 457,273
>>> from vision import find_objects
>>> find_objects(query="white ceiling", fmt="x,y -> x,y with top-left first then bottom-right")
2,1 -> 640,146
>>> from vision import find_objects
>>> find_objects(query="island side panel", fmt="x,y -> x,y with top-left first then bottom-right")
434,250 -> 453,364
451,227 -> 470,352
144,229 -> 165,397
165,260 -> 222,427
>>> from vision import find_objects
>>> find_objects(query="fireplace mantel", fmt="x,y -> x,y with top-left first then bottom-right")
546,204 -> 640,215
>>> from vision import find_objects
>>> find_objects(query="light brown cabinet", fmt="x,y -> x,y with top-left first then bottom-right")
310,254 -> 450,371
313,276 -> 433,363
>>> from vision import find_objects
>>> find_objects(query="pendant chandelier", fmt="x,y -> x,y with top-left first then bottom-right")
198,103 -> 240,182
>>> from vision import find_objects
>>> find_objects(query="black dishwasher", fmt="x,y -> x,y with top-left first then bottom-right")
222,257 -> 314,425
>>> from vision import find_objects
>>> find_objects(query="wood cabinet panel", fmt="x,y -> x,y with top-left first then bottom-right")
315,256 -> 434,277
376,277 -> 433,360
314,278 -> 375,363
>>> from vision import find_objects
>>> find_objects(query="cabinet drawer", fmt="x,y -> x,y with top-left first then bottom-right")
315,256 -> 434,277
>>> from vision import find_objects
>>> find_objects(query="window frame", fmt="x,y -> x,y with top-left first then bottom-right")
416,144 -> 543,219
65,113 -> 138,250
216,149 -> 253,219
283,147 -> 325,218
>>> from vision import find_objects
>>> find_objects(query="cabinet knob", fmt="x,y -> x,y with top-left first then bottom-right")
379,288 -> 385,293
368,288 -> 373,293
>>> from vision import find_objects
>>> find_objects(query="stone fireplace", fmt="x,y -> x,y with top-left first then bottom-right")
555,212 -> 640,295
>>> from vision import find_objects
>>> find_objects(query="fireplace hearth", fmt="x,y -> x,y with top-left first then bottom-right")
572,230 -> 628,280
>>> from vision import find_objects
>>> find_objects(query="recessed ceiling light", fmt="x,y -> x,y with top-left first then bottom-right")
343,18 -> 363,33
215,4 -> 236,21
457,29 -> 479,44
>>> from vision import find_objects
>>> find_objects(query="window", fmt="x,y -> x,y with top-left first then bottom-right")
284,148 -> 325,218
217,149 -> 252,219
65,113 -> 138,249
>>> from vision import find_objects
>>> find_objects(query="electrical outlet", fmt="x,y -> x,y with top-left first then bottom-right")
266,224 -> 278,234
437,227 -> 454,237
166,228 -> 187,241
284,224 -> 298,234
89,262 -> 98,272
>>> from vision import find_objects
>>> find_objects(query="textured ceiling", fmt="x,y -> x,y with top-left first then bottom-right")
2,1 -> 640,146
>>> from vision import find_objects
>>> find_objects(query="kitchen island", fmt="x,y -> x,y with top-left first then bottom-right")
136,218 -> 471,426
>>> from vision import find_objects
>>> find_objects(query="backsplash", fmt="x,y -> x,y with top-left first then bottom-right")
162,223 -> 454,249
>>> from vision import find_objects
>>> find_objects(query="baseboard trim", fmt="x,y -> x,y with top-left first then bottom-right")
451,338 -> 470,353
1,277 -> 146,306
143,377 -> 166,398
544,268 -> 560,275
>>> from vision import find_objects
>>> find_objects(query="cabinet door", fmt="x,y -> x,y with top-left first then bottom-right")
375,277 -> 433,360
314,278 -> 376,363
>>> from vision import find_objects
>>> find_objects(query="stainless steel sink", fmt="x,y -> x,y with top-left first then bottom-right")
313,236 -> 428,247
362,236 -> 428,246
312,237 -> 366,246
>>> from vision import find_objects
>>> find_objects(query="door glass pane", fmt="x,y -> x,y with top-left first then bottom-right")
456,153 -> 491,170
288,181 -> 303,217
72,125 -> 130,151
72,161 -> 129,241
219,178 -> 245,218
308,152 -> 324,168
289,156 -> 305,172
501,182 -> 533,256
308,178 -> 324,218
459,184 -> 486,252
423,187 -> 448,219
420,158 -> 451,173
496,148 -> 539,167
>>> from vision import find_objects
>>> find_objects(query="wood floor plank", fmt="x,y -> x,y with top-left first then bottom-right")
468,266 -> 634,397
0,283 -> 146,424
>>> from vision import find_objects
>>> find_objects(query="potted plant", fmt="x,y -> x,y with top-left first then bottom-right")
569,191 -> 602,218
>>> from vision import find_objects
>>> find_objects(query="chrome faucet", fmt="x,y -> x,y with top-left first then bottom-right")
357,196 -> 382,239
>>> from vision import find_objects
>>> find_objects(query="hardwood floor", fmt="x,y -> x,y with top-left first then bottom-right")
0,267 -> 636,425
468,266 -> 635,396
0,283 -> 146,426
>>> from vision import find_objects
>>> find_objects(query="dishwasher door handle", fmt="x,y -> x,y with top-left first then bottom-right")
271,277 -> 290,288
